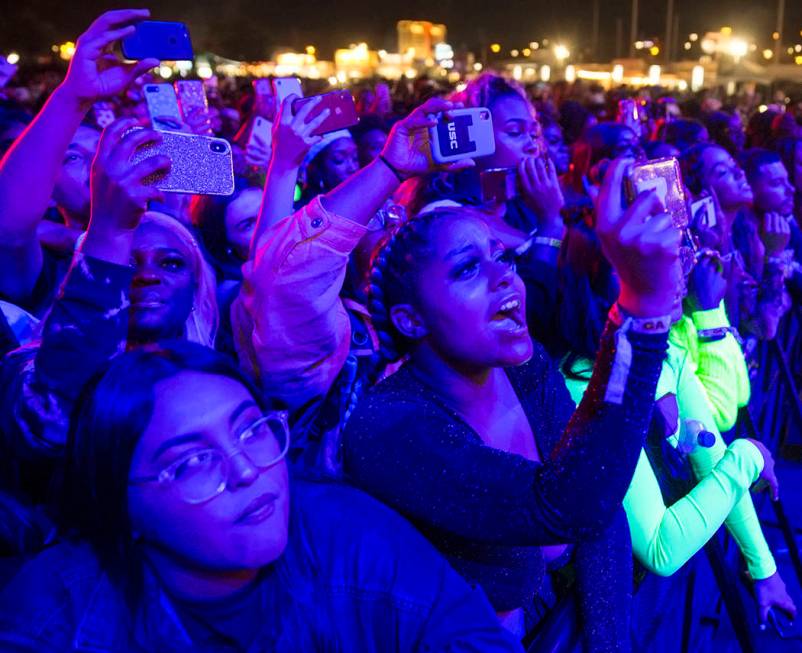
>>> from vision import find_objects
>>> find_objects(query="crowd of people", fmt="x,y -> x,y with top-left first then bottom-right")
1,8 -> 802,652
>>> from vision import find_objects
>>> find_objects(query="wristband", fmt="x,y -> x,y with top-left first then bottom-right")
533,236 -> 563,249
377,155 -> 406,184
698,325 -> 743,345
604,303 -> 671,405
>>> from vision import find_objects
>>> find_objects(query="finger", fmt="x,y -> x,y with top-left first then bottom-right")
84,9 -> 150,38
126,154 -> 171,182
768,472 -> 780,501
534,156 -> 548,187
278,96 -> 295,125
407,97 -> 458,129
125,59 -> 160,83
759,603 -> 769,627
294,95 -> 323,125
625,189 -> 666,227
302,107 -> 331,135
597,157 -> 634,228
443,159 -> 476,172
83,25 -> 138,56
96,118 -> 140,162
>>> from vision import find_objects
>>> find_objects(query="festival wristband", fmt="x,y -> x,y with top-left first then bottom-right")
605,303 -> 671,405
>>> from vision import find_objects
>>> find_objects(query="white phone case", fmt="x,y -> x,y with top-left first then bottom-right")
143,84 -> 183,131
428,108 -> 495,164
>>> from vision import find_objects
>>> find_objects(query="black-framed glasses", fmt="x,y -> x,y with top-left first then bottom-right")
129,412 -> 290,504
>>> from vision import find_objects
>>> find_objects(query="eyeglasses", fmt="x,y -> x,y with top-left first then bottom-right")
129,412 -> 290,504
366,203 -> 407,233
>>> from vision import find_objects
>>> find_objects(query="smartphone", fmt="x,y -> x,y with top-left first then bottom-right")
247,115 -> 273,151
481,167 -> 518,203
121,21 -> 193,61
292,91 -> 359,136
130,130 -> 234,195
92,102 -> 116,129
690,196 -> 716,228
428,108 -> 495,164
175,80 -> 209,133
144,83 -> 183,131
626,157 -> 689,229
272,77 -> 303,104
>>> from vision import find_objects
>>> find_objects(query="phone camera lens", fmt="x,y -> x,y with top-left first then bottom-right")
210,142 -> 227,154
145,86 -> 157,93
480,111 -> 490,120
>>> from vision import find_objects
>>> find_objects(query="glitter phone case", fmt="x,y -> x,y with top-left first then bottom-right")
175,81 -> 208,121
626,157 -> 689,229
428,107 -> 495,164
130,130 -> 234,196
144,84 -> 183,131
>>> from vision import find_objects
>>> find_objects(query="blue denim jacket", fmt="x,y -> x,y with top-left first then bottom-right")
0,479 -> 522,652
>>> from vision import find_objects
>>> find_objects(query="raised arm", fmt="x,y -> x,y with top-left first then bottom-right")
234,98 -> 471,408
0,9 -> 158,301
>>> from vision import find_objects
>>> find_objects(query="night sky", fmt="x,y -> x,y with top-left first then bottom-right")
3,0 -> 802,61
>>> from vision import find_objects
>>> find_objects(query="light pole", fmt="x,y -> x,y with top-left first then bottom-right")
774,0 -> 785,63
629,0 -> 639,58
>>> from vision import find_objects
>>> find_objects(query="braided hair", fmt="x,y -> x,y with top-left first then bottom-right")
367,206 -> 485,365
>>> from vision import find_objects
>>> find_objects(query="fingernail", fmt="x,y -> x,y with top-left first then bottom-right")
759,623 -> 767,631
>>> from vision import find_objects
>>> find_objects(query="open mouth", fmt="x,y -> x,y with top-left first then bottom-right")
490,297 -> 527,333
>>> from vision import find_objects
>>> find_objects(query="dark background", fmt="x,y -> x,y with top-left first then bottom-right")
2,0 -> 801,61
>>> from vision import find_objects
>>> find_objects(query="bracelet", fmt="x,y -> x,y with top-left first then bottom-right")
377,155 -> 406,184
608,303 -> 672,334
533,236 -> 563,249
698,325 -> 743,345
604,303 -> 671,406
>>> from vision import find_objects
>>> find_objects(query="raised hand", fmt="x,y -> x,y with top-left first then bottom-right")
686,252 -> 728,313
62,9 -> 159,109
760,212 -> 791,257
596,158 -> 682,318
518,154 -> 566,235
83,119 -> 169,264
754,571 -> 797,629
379,97 -> 473,178
269,95 -> 329,171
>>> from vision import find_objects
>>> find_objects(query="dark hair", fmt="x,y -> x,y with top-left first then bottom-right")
456,73 -> 527,111
774,136 -> 802,187
189,176 -> 261,279
61,341 -> 267,605
569,123 -> 635,192
746,109 -> 779,149
659,119 -> 707,154
368,208 -> 476,363
680,142 -> 722,195
702,111 -> 743,156
559,100 -> 592,145
555,222 -> 619,374
741,148 -> 781,185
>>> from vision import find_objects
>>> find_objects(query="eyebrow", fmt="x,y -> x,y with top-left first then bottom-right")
149,400 -> 258,461
446,244 -> 475,260
151,433 -> 205,462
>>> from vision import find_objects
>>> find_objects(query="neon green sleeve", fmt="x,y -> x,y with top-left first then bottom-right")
676,353 -> 777,580
624,440 -> 764,576
685,302 -> 750,433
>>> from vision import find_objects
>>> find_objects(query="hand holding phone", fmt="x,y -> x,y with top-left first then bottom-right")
291,91 -> 358,136
61,9 -> 159,106
428,107 -> 495,164
596,157 -> 682,318
129,129 -> 234,195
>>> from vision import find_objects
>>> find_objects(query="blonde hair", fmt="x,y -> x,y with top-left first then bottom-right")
139,211 -> 218,348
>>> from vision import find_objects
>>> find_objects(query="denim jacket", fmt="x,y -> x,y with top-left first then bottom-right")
0,480 -> 523,652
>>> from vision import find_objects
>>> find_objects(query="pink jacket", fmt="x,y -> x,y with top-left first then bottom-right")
232,197 -> 367,410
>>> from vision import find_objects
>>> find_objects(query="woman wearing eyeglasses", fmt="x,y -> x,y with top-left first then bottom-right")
0,342 -> 522,652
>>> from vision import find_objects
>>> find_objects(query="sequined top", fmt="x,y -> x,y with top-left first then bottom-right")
343,322 -> 668,610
